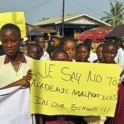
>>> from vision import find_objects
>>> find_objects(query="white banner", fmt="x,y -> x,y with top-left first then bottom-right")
0,86 -> 35,124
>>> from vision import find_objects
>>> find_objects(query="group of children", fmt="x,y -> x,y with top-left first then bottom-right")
0,23 -> 123,124
25,35 -> 124,124
27,36 -> 117,65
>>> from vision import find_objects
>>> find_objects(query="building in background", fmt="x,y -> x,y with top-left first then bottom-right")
34,14 -> 111,38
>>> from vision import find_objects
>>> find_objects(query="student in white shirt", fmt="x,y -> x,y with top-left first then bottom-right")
35,36 -> 50,60
115,39 -> 124,68
0,23 -> 35,124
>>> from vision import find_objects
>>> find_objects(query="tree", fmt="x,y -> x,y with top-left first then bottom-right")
101,2 -> 124,26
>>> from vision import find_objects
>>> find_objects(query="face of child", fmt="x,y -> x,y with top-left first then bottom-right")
53,53 -> 69,61
36,38 -> 45,49
0,29 -> 22,56
28,46 -> 43,60
103,45 -> 117,63
77,46 -> 90,62
96,46 -> 104,61
62,41 -> 76,61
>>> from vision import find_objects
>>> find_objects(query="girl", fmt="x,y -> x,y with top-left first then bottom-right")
105,41 -> 124,124
102,40 -> 118,124
76,43 -> 90,62
93,44 -> 104,63
102,40 -> 117,64
60,37 -> 76,61
76,43 -> 91,124
43,49 -> 79,124
83,40 -> 118,124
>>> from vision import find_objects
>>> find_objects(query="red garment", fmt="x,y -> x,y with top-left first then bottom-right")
4,53 -> 26,64
108,83 -> 124,124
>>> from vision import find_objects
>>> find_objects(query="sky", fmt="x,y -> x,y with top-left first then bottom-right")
0,0 -> 124,24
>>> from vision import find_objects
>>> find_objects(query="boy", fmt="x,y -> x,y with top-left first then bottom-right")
0,23 -> 35,123
35,36 -> 50,60
27,43 -> 43,60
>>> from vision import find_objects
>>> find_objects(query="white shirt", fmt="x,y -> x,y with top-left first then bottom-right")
115,48 -> 124,69
0,55 -> 31,88
0,55 -> 35,124
40,51 -> 50,60
88,52 -> 98,62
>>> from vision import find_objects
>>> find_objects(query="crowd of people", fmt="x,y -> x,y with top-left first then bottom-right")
0,23 -> 124,124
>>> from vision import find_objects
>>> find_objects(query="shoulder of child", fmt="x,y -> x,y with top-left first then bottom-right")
24,55 -> 34,64
0,55 -> 6,65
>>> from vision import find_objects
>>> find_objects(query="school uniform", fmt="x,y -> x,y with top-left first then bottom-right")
40,51 -> 50,60
44,115 -> 86,124
0,54 -> 35,124
106,62 -> 124,124
106,83 -> 124,124
88,52 -> 97,62
115,48 -> 124,69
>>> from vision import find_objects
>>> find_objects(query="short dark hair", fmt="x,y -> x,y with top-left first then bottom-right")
0,23 -> 21,37
53,49 -> 68,59
27,43 -> 43,53
35,36 -> 44,43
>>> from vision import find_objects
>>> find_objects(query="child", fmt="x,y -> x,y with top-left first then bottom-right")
52,49 -> 69,61
35,36 -> 50,60
102,40 -> 117,64
76,43 -> 90,62
0,23 -> 35,123
36,49 -> 72,124
47,45 -> 60,60
27,49 -> 86,124
60,37 -> 76,61
105,41 -> 124,124
43,49 -> 85,124
93,44 -> 104,63
84,40 -> 118,124
27,43 -> 43,60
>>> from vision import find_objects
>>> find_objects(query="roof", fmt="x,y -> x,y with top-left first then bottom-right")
26,23 -> 56,33
34,14 -> 111,27
105,24 -> 124,39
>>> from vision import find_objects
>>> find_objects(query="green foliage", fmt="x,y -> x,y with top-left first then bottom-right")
101,2 -> 124,25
